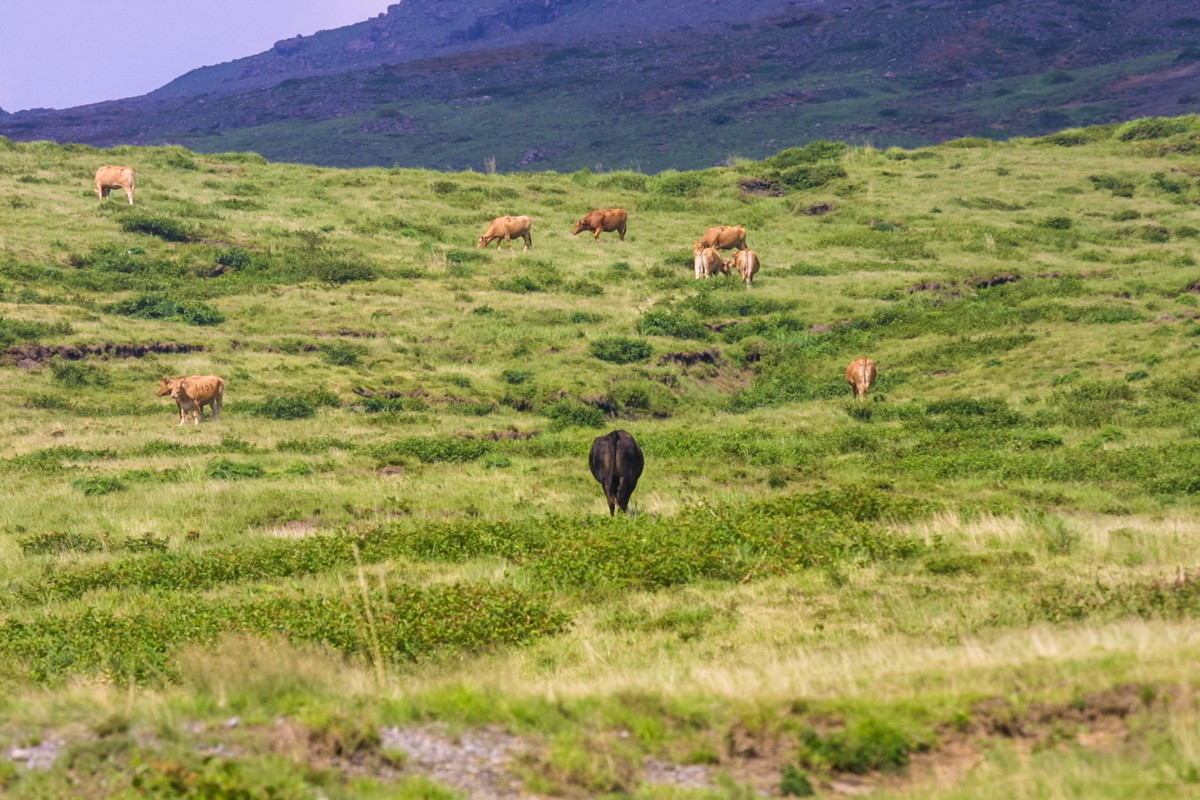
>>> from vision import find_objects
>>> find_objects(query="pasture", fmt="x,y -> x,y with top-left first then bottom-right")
1,118 -> 1199,797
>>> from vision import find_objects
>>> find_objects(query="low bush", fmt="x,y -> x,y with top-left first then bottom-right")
1027,571 -> 1200,623
797,716 -> 927,774
0,583 -> 569,683
589,337 -> 653,364
72,475 -> 125,495
18,530 -> 106,555
543,399 -> 607,430
107,293 -> 225,326
0,317 -> 73,346
206,459 -> 266,480
49,360 -> 111,388
118,214 -> 193,242
367,436 -> 491,464
320,341 -> 368,366
637,308 -> 711,340
252,395 -> 317,420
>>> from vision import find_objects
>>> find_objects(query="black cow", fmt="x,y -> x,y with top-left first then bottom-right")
589,429 -> 645,515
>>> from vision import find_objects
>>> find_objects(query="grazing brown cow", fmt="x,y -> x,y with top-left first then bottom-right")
571,208 -> 627,242
695,224 -> 747,251
157,375 -> 225,425
693,246 -> 726,279
727,249 -> 760,286
589,429 -> 644,515
94,165 -> 136,205
476,215 -> 532,251
845,358 -> 877,401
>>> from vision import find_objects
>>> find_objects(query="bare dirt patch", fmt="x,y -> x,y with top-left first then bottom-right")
4,341 -> 205,368
659,348 -> 722,367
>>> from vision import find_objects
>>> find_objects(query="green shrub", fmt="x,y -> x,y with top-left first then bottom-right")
0,317 -> 73,346
0,583 -> 568,683
50,360 -> 110,388
1117,117 -> 1192,141
253,395 -> 317,420
368,436 -> 491,464
1089,173 -> 1137,197
778,164 -> 847,190
18,530 -> 105,555
652,170 -> 708,197
215,247 -> 254,270
118,214 -> 193,242
589,337 -> 653,364
761,141 -> 848,168
320,341 -> 367,366
276,437 -> 355,454
206,459 -> 266,479
72,475 -> 125,495
780,764 -> 815,797
501,370 -> 534,384
543,399 -> 607,430
798,717 -> 924,774
315,258 -> 377,283
1038,216 -> 1073,230
107,293 -> 225,326
637,308 -> 711,340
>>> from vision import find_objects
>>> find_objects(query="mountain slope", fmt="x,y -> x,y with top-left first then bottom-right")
3,0 -> 1200,170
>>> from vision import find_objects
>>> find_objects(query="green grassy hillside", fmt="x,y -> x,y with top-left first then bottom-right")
1,118 -> 1199,797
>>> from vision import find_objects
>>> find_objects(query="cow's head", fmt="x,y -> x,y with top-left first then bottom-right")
475,236 -> 488,248
571,219 -> 586,236
156,377 -> 179,397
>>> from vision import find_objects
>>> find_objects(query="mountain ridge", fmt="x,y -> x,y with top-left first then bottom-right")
3,0 -> 1199,171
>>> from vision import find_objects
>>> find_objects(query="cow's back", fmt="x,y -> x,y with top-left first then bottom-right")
179,375 -> 224,403
590,430 -> 644,481
845,358 -> 877,398
95,165 -> 134,186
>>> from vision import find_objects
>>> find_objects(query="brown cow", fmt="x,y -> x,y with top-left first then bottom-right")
695,224 -> 747,251
477,215 -> 532,251
157,375 -> 225,425
571,208 -> 627,242
726,249 -> 761,287
845,358 -> 877,401
95,165 -> 136,205
693,246 -> 726,279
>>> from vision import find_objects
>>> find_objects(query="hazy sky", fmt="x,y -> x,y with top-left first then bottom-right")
0,1 -> 390,112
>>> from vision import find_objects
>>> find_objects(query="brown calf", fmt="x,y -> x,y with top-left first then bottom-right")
845,358 -> 877,401
727,249 -> 760,286
572,208 -> 627,242
157,375 -> 225,425
693,246 -> 726,279
695,224 -> 747,251
477,215 -> 532,251
95,165 -> 136,205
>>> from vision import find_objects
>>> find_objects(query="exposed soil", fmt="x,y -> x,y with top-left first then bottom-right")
0,684 -> 1167,797
967,272 -> 1022,289
3,341 -> 205,368
460,428 -> 540,441
659,348 -> 722,367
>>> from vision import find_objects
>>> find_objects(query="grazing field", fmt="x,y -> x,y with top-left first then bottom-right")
1,118 -> 1199,798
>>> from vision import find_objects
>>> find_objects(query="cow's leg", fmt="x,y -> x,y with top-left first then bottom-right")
523,233 -> 531,252
618,224 -> 626,241
212,395 -> 223,420
177,403 -> 186,425
605,480 -> 618,516
124,185 -> 134,205
615,478 -> 632,514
